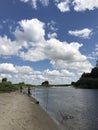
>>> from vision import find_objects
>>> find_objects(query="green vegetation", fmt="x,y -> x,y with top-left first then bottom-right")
0,78 -> 18,92
73,78 -> 98,89
72,61 -> 98,89
41,80 -> 49,87
0,79 -> 51,92
0,77 -> 70,93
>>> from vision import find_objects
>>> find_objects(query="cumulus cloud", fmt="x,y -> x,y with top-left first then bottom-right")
56,0 -> 98,12
20,0 -> 98,12
56,0 -> 71,12
0,18 -> 92,84
19,37 -> 86,62
13,19 -> 87,63
0,36 -> 20,56
68,28 -> 93,39
16,66 -> 33,74
0,63 -> 40,84
20,46 -> 47,62
0,63 -> 17,73
72,0 -> 98,11
0,18 -> 91,64
45,69 -> 60,76
14,18 -> 45,43
0,63 -> 75,84
45,69 -> 75,77
0,62 -> 92,84
44,39 -> 86,61
50,60 -> 92,75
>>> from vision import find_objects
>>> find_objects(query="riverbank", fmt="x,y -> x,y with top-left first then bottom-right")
0,91 -> 60,130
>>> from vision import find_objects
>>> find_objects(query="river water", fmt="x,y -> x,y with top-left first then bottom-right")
31,87 -> 98,130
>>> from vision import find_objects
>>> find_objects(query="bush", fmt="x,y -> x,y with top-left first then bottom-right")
0,82 -> 18,92
74,78 -> 98,89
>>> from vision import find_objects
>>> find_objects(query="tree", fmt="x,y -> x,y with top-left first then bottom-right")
2,78 -> 7,83
41,80 -> 49,87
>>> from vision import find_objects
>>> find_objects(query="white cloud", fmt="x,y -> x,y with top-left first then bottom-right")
19,37 -> 87,62
0,63 -> 17,73
20,0 -> 49,9
0,36 -> 20,56
43,69 -> 76,84
56,0 -> 71,12
56,0 -> 98,12
45,69 -> 60,76
0,61 -> 92,84
61,69 -> 75,77
16,66 -> 33,74
20,0 -> 98,12
48,32 -> 57,39
14,18 -> 45,43
20,46 -> 47,62
0,18 -> 93,84
50,60 -> 92,75
20,0 -> 29,2
14,19 -> 87,63
19,36 -> 91,79
44,38 -> 86,61
45,69 -> 75,77
68,28 -> 93,39
72,0 -> 98,11
0,18 -> 92,68
0,63 -> 41,84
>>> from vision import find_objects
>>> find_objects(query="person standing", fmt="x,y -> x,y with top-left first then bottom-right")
28,86 -> 31,96
20,86 -> 23,93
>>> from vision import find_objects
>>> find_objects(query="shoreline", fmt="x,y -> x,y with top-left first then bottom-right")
0,91 -> 60,130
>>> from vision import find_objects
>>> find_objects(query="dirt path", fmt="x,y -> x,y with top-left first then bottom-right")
0,92 -> 60,130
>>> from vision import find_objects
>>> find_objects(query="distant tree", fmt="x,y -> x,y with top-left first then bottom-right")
2,78 -> 7,83
42,80 -> 49,87
90,67 -> 98,78
19,82 -> 25,85
81,72 -> 90,78
73,60 -> 98,89
71,82 -> 75,85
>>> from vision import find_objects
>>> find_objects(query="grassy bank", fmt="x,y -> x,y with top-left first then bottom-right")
0,82 -> 18,92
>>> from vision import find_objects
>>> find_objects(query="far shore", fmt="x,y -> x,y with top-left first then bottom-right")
0,91 -> 60,130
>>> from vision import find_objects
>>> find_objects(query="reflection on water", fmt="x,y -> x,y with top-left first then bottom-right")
31,87 -> 98,130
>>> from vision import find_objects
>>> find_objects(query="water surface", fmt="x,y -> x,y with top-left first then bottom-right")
31,87 -> 98,130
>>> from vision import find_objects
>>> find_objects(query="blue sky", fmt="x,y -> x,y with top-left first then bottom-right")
0,0 -> 98,85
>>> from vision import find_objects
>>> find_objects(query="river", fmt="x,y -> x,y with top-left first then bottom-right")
31,87 -> 98,130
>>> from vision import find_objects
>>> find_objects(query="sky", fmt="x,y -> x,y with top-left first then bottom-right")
0,0 -> 98,85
